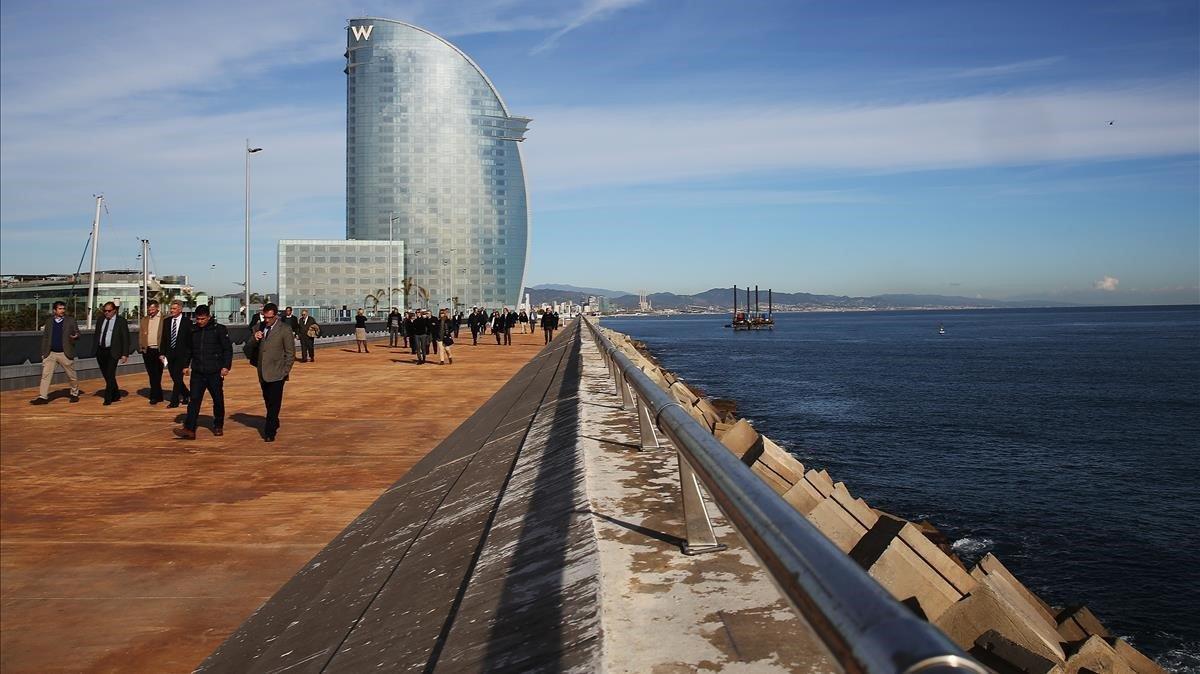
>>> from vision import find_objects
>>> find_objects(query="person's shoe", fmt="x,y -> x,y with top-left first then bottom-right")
149,399 -> 160,406
173,427 -> 196,440
212,427 -> 224,437
69,394 -> 80,403
103,399 -> 112,406
30,397 -> 49,405
264,435 -> 275,443
182,396 -> 190,405
166,401 -> 180,408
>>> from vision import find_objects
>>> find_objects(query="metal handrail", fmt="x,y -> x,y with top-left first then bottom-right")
581,316 -> 986,674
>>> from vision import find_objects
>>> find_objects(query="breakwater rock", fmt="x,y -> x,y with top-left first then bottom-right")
599,324 -> 1166,674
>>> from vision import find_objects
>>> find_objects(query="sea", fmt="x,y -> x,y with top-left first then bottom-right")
602,306 -> 1199,670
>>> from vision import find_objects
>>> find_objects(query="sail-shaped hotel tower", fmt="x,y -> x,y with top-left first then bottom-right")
345,18 -> 531,309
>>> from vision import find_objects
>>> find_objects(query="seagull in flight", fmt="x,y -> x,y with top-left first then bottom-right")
1106,120 -> 1116,126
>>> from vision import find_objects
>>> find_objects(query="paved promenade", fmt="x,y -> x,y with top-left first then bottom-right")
0,329 -> 547,673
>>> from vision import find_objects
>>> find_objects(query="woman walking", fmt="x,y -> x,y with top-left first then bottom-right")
354,309 -> 369,353
437,308 -> 455,365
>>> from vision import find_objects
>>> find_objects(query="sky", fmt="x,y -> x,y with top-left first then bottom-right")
1,0 -> 1197,305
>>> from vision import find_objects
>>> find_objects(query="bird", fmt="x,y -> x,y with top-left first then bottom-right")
1106,120 -> 1116,126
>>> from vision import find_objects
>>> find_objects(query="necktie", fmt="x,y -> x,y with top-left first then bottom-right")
103,318 -> 112,347
170,318 -> 178,348
263,325 -> 270,340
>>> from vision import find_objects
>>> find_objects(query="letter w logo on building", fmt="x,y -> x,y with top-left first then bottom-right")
351,24 -> 373,41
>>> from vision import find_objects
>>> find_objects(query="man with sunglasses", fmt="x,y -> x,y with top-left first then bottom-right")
94,301 -> 131,405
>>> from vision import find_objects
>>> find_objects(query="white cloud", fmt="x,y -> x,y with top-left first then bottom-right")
1094,276 -> 1120,291
522,79 -> 1199,191
940,57 -> 1065,80
530,0 -> 647,54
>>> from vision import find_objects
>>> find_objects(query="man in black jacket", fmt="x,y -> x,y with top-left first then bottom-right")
174,305 -> 233,439
95,301 -> 131,405
468,307 -> 485,345
410,310 -> 431,364
160,299 -> 192,407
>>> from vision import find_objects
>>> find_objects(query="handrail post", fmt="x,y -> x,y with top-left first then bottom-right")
615,367 -> 634,409
677,452 -> 725,555
635,396 -> 659,450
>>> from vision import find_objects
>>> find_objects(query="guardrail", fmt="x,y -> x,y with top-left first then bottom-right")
581,315 -> 986,674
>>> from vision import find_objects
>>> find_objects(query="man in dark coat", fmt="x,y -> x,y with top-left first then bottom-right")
410,310 -> 431,364
295,309 -> 318,363
31,301 -> 81,404
174,305 -> 232,439
94,301 -> 131,405
243,302 -> 294,442
160,299 -> 192,407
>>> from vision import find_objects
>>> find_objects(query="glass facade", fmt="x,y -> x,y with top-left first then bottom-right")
346,18 -> 530,309
277,239 -> 405,318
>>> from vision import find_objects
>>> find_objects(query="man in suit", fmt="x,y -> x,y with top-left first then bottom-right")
137,299 -> 166,404
31,301 -> 81,404
160,299 -> 192,408
540,309 -> 554,344
502,307 -> 516,346
410,310 -> 431,364
295,309 -> 318,363
174,305 -> 232,439
95,301 -> 131,405
243,302 -> 294,442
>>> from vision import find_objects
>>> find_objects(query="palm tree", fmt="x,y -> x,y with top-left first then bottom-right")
401,276 -> 415,308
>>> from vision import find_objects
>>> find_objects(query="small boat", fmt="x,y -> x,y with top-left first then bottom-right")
938,324 -> 946,335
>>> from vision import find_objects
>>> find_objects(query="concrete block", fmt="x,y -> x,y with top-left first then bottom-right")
690,400 -> 720,432
1112,638 -> 1167,674
693,398 -> 720,422
830,483 -> 878,529
758,437 -> 804,486
971,629 -> 1063,674
935,573 -> 1066,664
669,381 -> 700,406
896,524 -> 976,595
1064,635 -> 1135,674
781,479 -> 823,515
718,419 -> 763,463
641,366 -> 670,391
804,499 -> 868,553
804,468 -> 835,497
713,421 -> 735,436
1056,605 -> 1111,643
976,554 -> 1057,628
686,404 -> 716,433
751,461 -> 792,495
847,514 -> 964,622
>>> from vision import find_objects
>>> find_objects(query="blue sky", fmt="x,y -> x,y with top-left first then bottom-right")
1,0 -> 1197,304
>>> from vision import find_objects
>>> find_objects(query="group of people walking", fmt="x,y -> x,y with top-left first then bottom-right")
33,300 -> 306,443
32,300 -> 564,439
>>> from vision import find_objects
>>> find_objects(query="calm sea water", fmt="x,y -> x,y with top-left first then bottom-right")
603,306 -> 1199,668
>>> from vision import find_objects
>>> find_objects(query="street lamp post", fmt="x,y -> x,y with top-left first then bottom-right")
244,140 -> 263,323
390,213 -> 400,311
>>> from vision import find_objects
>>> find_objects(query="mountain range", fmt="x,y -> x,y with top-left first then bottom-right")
524,286 -> 1072,310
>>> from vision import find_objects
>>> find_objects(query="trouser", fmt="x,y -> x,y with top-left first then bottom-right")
504,328 -> 512,346
389,327 -> 399,347
260,378 -> 285,438
299,337 -> 315,362
414,335 -> 429,363
166,356 -> 190,403
544,327 -> 554,344
438,340 -> 452,364
471,327 -> 480,345
38,351 -> 78,398
143,347 -> 164,401
184,370 -> 225,430
494,328 -> 502,344
96,346 -> 120,402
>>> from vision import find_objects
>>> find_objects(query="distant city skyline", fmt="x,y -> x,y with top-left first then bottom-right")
1,1 -> 1197,306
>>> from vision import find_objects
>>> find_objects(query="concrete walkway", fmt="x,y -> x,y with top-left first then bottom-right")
199,321 -> 839,672
0,329 -> 547,673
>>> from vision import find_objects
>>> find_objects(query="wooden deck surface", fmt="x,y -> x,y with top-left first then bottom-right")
0,330 -> 547,673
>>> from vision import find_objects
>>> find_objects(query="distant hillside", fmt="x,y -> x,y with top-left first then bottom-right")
596,287 -> 1075,311
530,283 -> 631,299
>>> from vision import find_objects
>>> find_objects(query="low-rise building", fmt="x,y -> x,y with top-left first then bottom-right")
0,271 -> 192,319
278,240 -> 405,322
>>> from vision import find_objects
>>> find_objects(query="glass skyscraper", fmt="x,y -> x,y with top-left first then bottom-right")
345,18 -> 531,309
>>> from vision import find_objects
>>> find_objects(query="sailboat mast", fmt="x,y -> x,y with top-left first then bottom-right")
85,195 -> 103,330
